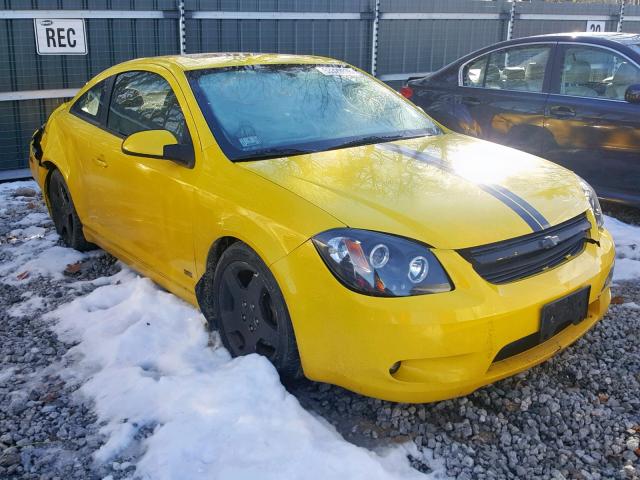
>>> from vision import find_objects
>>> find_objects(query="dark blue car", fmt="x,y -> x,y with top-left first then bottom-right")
403,33 -> 640,206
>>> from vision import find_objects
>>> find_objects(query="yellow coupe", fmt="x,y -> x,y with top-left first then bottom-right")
29,53 -> 614,403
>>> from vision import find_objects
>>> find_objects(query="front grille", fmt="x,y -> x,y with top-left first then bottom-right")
458,213 -> 592,284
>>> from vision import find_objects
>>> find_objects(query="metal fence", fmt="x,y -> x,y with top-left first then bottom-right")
1,0 -> 639,177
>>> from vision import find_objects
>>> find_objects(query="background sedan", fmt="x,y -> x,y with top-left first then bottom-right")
403,33 -> 640,206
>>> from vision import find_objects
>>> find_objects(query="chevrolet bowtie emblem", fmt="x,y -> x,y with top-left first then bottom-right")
540,235 -> 560,249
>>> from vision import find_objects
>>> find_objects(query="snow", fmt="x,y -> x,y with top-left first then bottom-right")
621,301 -> 640,310
7,293 -> 45,317
10,225 -> 46,239
12,245 -> 89,281
0,181 -> 100,284
604,215 -> 640,281
0,236 -> 92,283
16,211 -> 50,227
0,179 -> 36,194
50,269 -> 444,480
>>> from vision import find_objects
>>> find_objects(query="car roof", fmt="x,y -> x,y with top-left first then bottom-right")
438,31 -> 640,70
523,32 -> 640,45
117,52 -> 340,71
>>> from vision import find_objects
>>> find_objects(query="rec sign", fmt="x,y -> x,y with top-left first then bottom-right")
34,19 -> 87,55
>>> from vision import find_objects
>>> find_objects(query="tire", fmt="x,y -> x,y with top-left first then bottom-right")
211,243 -> 301,379
47,169 -> 94,252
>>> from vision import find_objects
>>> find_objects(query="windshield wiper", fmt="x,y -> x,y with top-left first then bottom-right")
233,147 -> 315,162
326,133 -> 427,152
232,132 -> 435,161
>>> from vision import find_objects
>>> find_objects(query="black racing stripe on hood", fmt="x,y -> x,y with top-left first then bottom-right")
489,184 -> 551,230
476,184 -> 546,232
376,143 -> 550,233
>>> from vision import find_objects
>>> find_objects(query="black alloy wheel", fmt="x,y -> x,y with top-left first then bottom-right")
212,243 -> 301,379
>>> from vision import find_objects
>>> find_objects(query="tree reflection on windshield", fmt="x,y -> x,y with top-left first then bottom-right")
189,64 -> 440,161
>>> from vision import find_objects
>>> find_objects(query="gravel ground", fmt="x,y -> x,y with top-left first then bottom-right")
0,183 -> 639,479
0,185 -> 121,479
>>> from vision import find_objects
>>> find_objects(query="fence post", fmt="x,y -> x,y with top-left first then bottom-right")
618,0 -> 625,33
506,0 -> 517,41
370,0 -> 380,76
177,0 -> 186,55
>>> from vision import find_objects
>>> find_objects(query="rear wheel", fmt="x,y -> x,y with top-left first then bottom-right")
212,243 -> 301,379
47,169 -> 94,251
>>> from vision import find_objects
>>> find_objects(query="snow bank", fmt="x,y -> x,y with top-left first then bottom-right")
604,215 -> 640,281
50,269 -> 440,480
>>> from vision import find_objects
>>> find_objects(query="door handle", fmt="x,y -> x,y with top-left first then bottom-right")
93,155 -> 108,168
462,96 -> 482,106
549,105 -> 576,119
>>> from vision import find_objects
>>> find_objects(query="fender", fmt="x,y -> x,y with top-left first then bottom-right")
192,169 -> 344,275
192,150 -> 345,309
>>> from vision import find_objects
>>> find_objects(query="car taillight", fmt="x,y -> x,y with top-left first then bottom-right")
399,86 -> 413,99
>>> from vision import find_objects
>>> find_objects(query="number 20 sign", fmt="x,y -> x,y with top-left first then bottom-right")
586,20 -> 607,33
34,19 -> 87,55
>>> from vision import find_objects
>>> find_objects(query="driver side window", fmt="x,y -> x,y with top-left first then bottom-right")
107,71 -> 190,144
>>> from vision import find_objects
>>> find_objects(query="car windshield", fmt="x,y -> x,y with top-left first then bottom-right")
631,43 -> 640,56
188,64 -> 441,161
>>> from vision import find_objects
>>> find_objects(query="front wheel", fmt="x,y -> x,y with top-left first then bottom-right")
212,243 -> 301,379
47,169 -> 94,251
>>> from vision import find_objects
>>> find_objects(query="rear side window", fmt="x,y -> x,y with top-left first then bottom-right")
71,81 -> 107,120
107,71 -> 190,144
486,46 -> 550,93
461,45 -> 550,93
462,57 -> 488,87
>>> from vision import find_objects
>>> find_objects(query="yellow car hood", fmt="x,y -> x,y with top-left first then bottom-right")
240,133 -> 589,249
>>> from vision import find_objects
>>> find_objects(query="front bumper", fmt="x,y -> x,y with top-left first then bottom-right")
271,225 -> 615,403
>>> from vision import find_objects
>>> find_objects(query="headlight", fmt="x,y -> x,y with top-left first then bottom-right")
312,229 -> 453,297
579,178 -> 604,228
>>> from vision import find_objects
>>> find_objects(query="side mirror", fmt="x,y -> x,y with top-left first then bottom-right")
625,84 -> 640,104
121,130 -> 195,168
